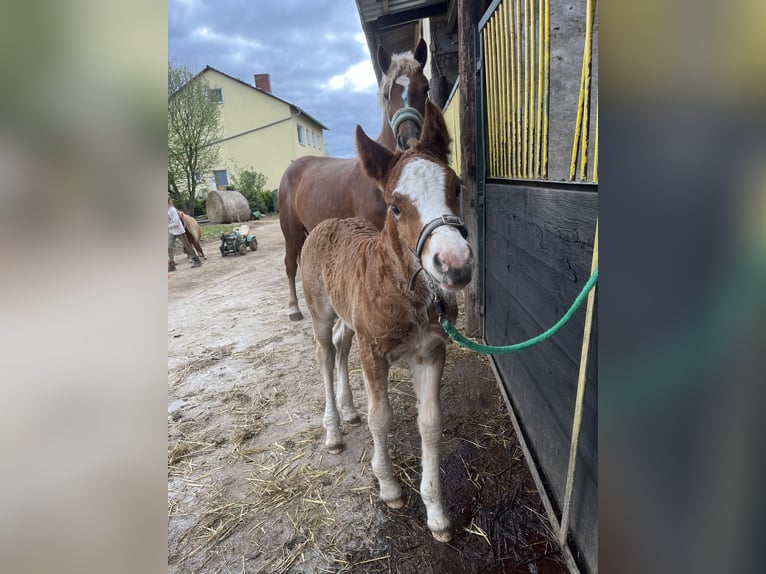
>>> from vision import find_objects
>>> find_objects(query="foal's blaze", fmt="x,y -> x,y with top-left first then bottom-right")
301,101 -> 473,543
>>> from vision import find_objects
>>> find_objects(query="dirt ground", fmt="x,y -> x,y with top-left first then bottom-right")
168,216 -> 567,573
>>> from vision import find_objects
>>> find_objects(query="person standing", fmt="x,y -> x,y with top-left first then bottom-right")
168,197 -> 201,272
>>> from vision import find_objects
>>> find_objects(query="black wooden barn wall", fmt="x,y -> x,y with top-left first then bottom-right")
483,182 -> 597,571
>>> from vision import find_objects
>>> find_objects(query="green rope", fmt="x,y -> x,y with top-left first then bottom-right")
442,267 -> 599,354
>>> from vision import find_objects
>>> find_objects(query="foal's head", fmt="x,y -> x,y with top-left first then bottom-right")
356,100 -> 474,292
378,38 -> 430,151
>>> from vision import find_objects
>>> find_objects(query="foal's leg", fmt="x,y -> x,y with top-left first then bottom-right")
359,339 -> 402,508
309,307 -> 344,453
409,346 -> 451,542
333,321 -> 360,425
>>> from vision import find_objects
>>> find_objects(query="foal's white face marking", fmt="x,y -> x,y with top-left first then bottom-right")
394,159 -> 472,289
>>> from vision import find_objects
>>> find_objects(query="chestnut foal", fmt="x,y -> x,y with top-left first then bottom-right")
300,101 -> 473,542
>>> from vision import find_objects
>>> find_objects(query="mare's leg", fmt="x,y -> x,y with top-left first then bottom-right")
409,345 -> 451,542
284,234 -> 304,321
359,338 -> 402,508
333,321 -> 360,425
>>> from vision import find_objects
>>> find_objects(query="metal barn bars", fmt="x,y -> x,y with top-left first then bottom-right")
482,0 -> 550,180
569,0 -> 597,181
481,0 -> 597,183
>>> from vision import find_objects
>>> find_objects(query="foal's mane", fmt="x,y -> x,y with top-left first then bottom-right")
378,51 -> 423,109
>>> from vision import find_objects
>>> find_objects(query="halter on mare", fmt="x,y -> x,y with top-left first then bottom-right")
387,77 -> 425,150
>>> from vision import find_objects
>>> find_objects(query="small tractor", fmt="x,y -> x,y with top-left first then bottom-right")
219,224 -> 258,256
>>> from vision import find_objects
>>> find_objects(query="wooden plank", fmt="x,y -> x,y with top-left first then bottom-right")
484,234 -> 590,364
484,287 -> 598,485
458,0 -> 480,335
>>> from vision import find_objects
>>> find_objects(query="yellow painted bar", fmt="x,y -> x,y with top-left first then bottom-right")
495,5 -> 505,177
528,0 -> 536,178
593,98 -> 598,183
442,83 -> 461,177
492,12 -> 503,177
522,0 -> 530,177
535,0 -> 544,178
507,0 -> 517,177
514,0 -> 522,177
499,1 -> 510,178
484,22 -> 497,176
559,220 -> 598,545
579,0 -> 595,181
542,0 -> 550,178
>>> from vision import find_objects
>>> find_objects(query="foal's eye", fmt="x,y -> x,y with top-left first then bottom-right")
423,85 -> 430,95
389,205 -> 401,216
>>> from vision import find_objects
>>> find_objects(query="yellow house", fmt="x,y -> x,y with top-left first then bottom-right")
197,66 -> 328,192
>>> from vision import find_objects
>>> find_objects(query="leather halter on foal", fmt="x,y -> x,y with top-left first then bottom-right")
407,214 -> 469,300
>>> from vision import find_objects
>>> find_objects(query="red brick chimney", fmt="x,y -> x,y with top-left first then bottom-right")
254,74 -> 271,93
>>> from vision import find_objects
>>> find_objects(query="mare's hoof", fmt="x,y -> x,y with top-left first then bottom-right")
327,443 -> 344,455
385,498 -> 405,510
345,415 -> 362,426
431,530 -> 452,543
289,312 -> 304,321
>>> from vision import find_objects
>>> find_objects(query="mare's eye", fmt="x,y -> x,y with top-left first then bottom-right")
423,85 -> 430,95
389,205 -> 401,216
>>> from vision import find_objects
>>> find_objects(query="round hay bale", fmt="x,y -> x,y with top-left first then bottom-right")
206,190 -> 251,224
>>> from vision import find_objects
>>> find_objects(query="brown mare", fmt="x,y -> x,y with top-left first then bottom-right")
300,101 -> 473,542
279,39 -> 431,321
178,211 -> 205,260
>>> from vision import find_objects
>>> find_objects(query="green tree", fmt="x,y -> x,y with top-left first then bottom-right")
231,167 -> 272,213
168,61 -> 222,214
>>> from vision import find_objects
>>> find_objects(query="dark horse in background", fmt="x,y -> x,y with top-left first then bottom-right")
278,38 -> 430,321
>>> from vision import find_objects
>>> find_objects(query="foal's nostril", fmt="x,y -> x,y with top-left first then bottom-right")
433,253 -> 443,273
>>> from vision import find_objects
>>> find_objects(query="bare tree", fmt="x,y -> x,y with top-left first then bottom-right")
168,62 -> 222,214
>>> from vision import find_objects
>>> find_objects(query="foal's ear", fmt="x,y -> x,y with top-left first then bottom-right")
356,124 -> 394,184
413,38 -> 428,68
377,45 -> 391,75
417,100 -> 451,163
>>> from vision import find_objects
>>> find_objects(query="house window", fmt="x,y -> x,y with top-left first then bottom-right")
206,88 -> 223,103
297,125 -> 307,145
213,169 -> 229,188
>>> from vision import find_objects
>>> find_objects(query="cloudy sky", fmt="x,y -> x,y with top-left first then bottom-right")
168,0 -> 385,158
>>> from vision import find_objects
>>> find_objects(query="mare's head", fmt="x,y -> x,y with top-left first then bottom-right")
356,100 -> 473,292
378,38 -> 430,151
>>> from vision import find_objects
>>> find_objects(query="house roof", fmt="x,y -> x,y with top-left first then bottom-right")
198,65 -> 330,131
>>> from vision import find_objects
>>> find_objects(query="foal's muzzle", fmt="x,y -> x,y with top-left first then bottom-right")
409,215 -> 473,292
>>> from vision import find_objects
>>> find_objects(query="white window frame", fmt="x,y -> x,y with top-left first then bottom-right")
206,87 -> 223,104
